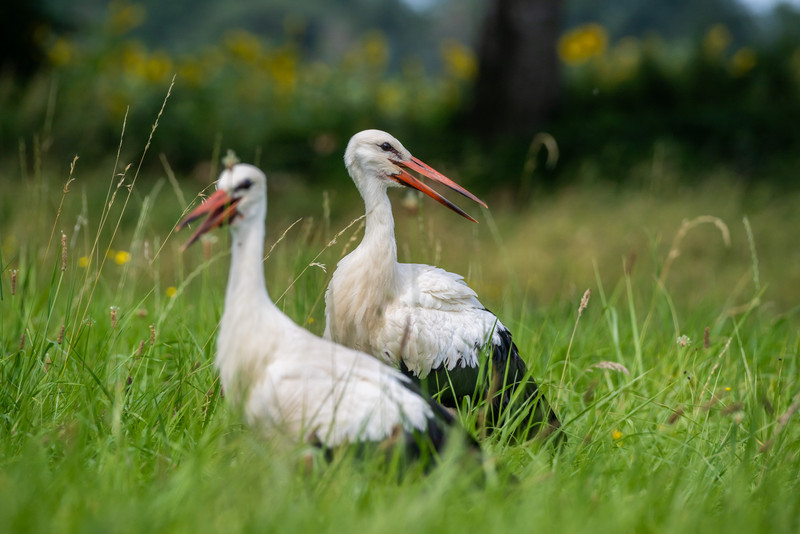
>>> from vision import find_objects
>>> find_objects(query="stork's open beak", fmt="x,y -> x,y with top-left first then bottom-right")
391,157 -> 487,223
178,189 -> 240,251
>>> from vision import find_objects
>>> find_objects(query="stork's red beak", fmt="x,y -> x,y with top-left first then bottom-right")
391,157 -> 486,223
178,189 -> 240,250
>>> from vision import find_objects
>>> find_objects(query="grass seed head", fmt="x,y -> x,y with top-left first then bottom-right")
583,378 -> 598,403
591,361 -> 630,375
149,324 -> 155,345
57,324 -> 65,345
11,269 -> 17,296
703,327 -> 710,349
579,288 -> 591,316
110,306 -> 118,328
61,233 -> 67,271
222,149 -> 240,170
722,402 -> 744,415
667,406 -> 685,424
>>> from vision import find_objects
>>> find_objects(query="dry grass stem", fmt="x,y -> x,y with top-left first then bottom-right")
698,337 -> 732,407
159,152 -> 186,207
337,217 -> 367,260
700,391 -> 727,412
721,402 -> 745,416
743,216 -> 760,293
45,155 -> 78,263
521,132 -> 559,184
590,361 -> 630,375
73,79 -> 173,353
583,379 -> 598,404
667,406 -> 685,424
777,394 -> 800,427
559,288 -> 592,401
264,218 -> 304,261
659,215 -> 731,285
761,392 -> 800,452
276,215 -> 365,304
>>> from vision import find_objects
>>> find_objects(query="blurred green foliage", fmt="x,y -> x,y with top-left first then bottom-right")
3,2 -> 800,189
554,24 -> 800,184
1,6 -> 474,179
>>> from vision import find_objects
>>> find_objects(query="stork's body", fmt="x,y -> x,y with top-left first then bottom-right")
180,164 -> 455,452
325,130 -> 561,438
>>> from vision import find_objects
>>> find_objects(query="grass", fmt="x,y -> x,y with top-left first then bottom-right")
2,113 -> 800,533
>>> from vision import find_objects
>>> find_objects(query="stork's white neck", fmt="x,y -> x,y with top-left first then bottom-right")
355,176 -> 398,285
324,167 -> 400,350
217,212 -> 280,399
224,216 -> 273,311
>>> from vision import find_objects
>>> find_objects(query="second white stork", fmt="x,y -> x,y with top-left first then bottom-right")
179,163 -> 461,458
324,130 -> 562,440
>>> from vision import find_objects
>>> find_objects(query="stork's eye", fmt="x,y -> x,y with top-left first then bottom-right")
234,179 -> 253,192
379,142 -> 393,152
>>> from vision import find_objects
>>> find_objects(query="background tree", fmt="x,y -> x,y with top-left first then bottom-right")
0,1 -> 63,80
470,0 -> 561,137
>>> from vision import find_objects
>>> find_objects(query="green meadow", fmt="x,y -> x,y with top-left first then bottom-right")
2,91 -> 800,532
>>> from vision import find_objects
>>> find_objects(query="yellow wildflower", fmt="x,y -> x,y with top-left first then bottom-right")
703,24 -> 732,59
143,50 -> 173,83
730,47 -> 756,77
558,23 -> 608,65
441,39 -> 477,81
78,256 -> 90,268
121,41 -> 148,78
612,429 -> 623,441
363,31 -> 389,68
114,251 -> 131,265
178,57 -> 204,87
165,286 -> 177,298
266,49 -> 297,94
48,38 -> 75,66
225,30 -> 262,63
377,83 -> 403,115
109,1 -> 146,36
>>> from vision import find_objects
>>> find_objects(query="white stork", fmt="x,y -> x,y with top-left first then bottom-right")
324,130 -> 561,440
179,163 -> 461,456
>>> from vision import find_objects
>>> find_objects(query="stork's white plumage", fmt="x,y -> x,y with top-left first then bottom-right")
179,163 -> 456,453
324,130 -> 561,439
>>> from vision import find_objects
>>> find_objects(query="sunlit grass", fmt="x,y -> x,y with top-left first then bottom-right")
2,113 -> 800,532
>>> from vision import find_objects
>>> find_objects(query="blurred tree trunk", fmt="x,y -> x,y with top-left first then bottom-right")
471,0 -> 561,136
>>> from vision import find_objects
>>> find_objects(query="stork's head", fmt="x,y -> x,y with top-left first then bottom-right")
178,163 -> 267,250
344,129 -> 486,222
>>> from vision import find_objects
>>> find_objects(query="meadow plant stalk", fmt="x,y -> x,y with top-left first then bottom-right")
559,289 -> 590,403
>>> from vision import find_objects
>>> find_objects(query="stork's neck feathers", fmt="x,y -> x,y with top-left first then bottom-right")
325,165 -> 400,351
225,216 -> 273,311
354,173 -> 399,286
217,209 -> 281,399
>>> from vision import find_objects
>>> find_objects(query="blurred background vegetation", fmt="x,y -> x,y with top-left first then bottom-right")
3,0 -> 800,191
